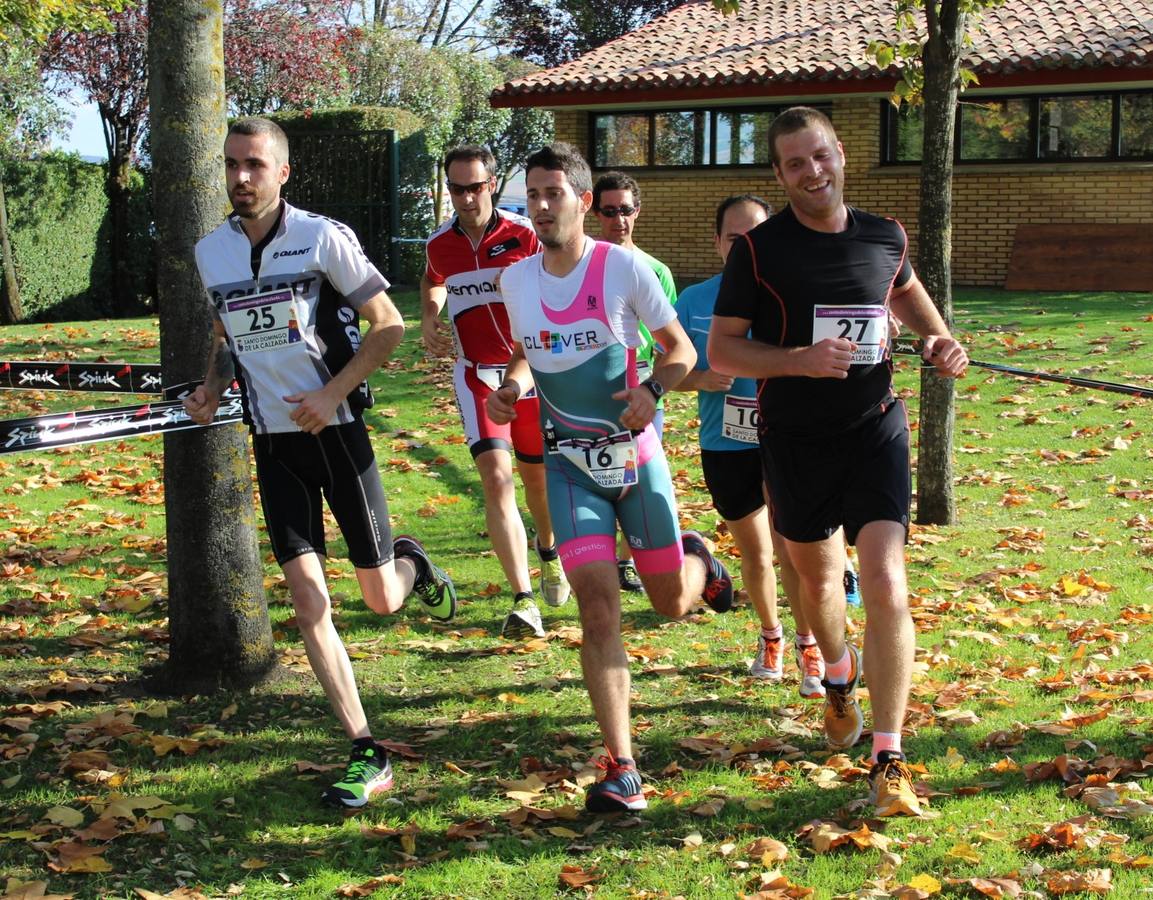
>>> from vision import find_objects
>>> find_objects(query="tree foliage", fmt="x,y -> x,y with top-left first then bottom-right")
0,0 -> 127,45
493,0 -> 681,66
224,0 -> 360,116
488,55 -> 553,196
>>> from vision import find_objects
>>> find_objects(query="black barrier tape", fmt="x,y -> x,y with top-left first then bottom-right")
0,384 -> 243,455
0,360 -> 164,394
892,341 -> 1153,399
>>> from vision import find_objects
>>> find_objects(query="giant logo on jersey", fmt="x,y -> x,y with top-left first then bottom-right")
523,329 -> 606,354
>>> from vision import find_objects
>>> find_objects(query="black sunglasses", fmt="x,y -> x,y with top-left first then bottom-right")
596,204 -> 638,218
446,180 -> 490,197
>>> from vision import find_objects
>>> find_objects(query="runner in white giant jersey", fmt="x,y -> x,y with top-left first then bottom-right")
421,145 -> 568,640
184,117 -> 456,811
487,142 -> 734,814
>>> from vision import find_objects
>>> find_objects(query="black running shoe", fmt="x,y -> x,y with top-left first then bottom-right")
681,530 -> 733,612
394,535 -> 456,621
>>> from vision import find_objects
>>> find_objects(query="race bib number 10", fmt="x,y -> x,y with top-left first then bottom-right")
224,288 -> 304,356
721,395 -> 759,444
812,305 -> 888,365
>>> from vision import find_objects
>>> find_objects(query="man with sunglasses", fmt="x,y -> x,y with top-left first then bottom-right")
422,145 -> 569,640
592,172 -> 677,595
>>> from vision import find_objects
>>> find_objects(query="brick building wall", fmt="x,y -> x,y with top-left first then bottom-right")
552,99 -> 1153,287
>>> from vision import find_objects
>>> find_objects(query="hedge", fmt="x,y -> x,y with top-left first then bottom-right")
0,153 -> 152,321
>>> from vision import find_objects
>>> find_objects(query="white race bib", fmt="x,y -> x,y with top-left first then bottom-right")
812,305 -> 888,365
721,394 -> 759,444
552,430 -> 639,489
474,363 -> 535,399
224,288 -> 305,356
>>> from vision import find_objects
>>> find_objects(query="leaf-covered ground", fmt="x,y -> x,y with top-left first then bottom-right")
1,289 -> 1152,899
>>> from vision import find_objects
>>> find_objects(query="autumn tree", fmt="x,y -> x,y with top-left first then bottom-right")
493,0 -> 681,66
224,0 -> 358,116
42,4 -> 148,317
869,0 -> 998,525
488,55 -> 553,198
148,0 -> 276,693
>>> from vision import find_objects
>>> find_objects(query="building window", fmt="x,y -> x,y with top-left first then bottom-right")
591,105 -> 830,169
882,90 -> 1153,164
960,98 -> 1031,160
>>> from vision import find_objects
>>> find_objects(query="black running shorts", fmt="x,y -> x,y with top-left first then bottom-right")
701,448 -> 766,522
760,399 -> 911,545
252,420 -> 394,568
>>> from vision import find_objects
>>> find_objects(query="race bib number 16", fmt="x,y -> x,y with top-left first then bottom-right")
812,305 -> 888,365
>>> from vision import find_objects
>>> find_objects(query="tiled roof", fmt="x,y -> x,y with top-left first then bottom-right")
492,0 -> 1153,103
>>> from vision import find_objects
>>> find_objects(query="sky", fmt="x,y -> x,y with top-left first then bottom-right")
52,93 -> 107,160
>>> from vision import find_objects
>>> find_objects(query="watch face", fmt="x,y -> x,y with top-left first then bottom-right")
647,379 -> 665,399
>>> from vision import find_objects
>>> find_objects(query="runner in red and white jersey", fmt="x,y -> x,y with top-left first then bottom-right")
421,145 -> 569,640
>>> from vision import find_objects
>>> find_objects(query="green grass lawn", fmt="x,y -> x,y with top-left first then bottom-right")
1,288 -> 1152,899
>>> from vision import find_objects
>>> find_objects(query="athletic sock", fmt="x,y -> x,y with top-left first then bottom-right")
536,541 -> 559,562
825,647 -> 853,685
761,624 -> 783,641
872,731 -> 902,762
514,590 -> 534,604
352,736 -> 377,752
794,631 -> 817,649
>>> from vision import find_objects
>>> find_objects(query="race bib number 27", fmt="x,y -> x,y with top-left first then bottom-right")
812,305 -> 888,365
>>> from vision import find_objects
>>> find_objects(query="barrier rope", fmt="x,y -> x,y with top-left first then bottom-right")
891,341 -> 1153,400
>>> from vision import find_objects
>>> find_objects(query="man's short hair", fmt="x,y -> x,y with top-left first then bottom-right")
524,142 -> 592,196
444,144 -> 496,179
715,194 -> 772,236
592,171 -> 641,211
767,106 -> 837,167
228,117 -> 290,165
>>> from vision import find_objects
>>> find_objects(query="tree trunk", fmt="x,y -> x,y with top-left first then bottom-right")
147,0 -> 276,694
0,172 -> 22,324
914,0 -> 965,526
105,142 -> 133,317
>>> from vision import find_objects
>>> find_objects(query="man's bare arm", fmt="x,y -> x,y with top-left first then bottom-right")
708,315 -> 855,380
284,291 -> 404,434
420,274 -> 453,356
889,275 -> 968,377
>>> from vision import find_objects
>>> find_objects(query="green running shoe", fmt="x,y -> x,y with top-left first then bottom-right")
321,743 -> 394,808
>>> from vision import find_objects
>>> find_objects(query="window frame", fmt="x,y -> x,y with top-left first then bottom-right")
880,88 -> 1153,165
588,104 -> 833,170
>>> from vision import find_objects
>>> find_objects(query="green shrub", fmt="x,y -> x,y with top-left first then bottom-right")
0,153 -> 153,321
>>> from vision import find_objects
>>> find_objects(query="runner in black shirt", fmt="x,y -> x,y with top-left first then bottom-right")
710,106 -> 967,818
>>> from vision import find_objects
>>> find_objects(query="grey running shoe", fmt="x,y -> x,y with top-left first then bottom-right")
749,634 -> 784,681
394,535 -> 456,621
321,743 -> 393,808
501,596 -> 545,639
536,539 -> 571,607
585,755 -> 647,812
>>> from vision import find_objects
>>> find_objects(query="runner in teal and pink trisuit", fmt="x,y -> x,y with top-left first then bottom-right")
487,142 -> 734,814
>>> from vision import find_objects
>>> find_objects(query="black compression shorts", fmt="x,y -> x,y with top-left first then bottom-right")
701,448 -> 766,522
760,398 -> 911,545
252,420 -> 394,568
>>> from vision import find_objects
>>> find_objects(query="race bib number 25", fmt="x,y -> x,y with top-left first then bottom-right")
224,288 -> 304,356
812,305 -> 888,365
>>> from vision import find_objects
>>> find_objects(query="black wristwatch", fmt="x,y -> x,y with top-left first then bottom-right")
641,378 -> 665,402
